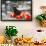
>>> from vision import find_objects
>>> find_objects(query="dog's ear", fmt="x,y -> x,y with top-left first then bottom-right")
13,7 -> 21,15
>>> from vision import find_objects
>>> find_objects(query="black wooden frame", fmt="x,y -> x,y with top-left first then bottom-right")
1,0 -> 32,21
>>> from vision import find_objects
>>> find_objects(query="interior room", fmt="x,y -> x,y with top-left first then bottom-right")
0,0 -> 46,46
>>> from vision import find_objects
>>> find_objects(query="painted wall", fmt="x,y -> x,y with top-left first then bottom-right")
0,0 -> 46,42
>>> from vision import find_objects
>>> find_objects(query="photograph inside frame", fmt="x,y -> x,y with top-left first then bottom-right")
1,0 -> 32,21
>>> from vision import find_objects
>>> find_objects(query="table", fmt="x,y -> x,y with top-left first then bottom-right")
14,43 -> 46,46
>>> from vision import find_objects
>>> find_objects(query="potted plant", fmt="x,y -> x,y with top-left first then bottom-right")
36,6 -> 46,27
36,14 -> 46,27
5,26 -> 18,43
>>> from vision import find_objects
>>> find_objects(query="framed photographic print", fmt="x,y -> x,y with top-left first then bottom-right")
1,0 -> 32,21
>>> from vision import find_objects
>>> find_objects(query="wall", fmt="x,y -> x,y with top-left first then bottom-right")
0,0 -> 46,42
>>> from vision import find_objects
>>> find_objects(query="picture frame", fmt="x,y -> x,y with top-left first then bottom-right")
1,0 -> 32,21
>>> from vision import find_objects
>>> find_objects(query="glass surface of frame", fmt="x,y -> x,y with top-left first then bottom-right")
1,0 -> 32,21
